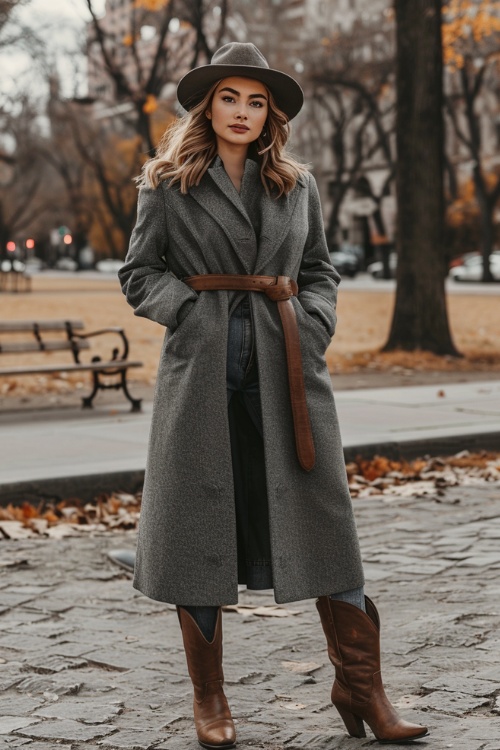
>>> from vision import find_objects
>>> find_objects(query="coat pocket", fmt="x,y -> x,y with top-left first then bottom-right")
293,297 -> 332,353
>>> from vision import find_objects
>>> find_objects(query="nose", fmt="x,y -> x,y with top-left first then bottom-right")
235,108 -> 248,121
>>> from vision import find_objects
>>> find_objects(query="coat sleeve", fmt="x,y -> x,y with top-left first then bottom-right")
296,173 -> 341,337
118,185 -> 198,330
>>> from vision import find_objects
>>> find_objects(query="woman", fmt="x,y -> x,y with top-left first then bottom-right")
118,42 -> 428,748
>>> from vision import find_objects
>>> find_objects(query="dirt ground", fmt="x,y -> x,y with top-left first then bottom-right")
1,274 -> 499,399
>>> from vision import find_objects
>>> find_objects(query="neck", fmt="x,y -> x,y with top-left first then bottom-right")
216,141 -> 248,192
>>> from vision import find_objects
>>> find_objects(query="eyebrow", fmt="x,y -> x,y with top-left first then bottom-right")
219,86 -> 267,100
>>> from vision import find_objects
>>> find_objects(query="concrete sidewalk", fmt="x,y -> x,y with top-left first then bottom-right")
1,379 -> 500,502
1,483 -> 499,749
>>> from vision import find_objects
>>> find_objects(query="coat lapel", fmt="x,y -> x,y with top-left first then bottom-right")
188,156 -> 258,273
189,156 -> 308,275
253,174 -> 307,274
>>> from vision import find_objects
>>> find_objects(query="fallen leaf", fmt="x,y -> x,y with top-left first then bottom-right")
0,521 -> 36,539
222,604 -> 301,618
281,660 -> 322,674
254,606 -> 302,618
45,525 -> 81,539
0,557 -> 29,567
29,519 -> 49,534
279,702 -> 307,710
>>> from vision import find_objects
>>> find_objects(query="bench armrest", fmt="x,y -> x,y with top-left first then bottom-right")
71,327 -> 130,362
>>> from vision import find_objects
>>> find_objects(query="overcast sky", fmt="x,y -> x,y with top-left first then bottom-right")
20,0 -> 106,26
2,0 -> 106,99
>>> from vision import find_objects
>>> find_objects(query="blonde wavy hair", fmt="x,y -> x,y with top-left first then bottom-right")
137,80 -> 308,197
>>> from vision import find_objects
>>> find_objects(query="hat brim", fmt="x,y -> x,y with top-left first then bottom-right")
177,64 -> 304,121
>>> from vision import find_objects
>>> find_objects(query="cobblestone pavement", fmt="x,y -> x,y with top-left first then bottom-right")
1,484 -> 500,750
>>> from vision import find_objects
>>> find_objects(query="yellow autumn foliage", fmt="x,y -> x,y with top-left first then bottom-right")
447,172 -> 498,227
134,0 -> 170,10
143,94 -> 158,114
86,134 -> 144,257
443,0 -> 500,68
122,33 -> 139,47
150,104 -> 176,145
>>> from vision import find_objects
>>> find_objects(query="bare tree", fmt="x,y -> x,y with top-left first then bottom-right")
85,0 -> 228,152
0,96 -> 52,261
305,17 -> 396,274
0,0 -> 24,45
384,0 -> 458,354
45,91 -> 141,258
441,0 -> 500,279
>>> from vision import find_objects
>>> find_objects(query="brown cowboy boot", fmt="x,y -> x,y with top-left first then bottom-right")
316,596 -> 428,744
177,606 -> 236,749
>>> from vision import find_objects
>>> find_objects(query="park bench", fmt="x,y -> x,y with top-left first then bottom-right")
0,266 -> 31,293
0,320 -> 143,411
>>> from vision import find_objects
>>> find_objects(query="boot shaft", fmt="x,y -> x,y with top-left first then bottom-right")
316,595 -> 381,699
177,606 -> 224,690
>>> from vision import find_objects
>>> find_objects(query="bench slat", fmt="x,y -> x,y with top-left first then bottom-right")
0,361 -> 143,377
0,341 -> 90,353
0,320 -> 85,332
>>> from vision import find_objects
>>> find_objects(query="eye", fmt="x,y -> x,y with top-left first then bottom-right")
222,95 -> 235,103
251,101 -> 264,107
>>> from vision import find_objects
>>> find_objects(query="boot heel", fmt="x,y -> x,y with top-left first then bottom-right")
335,705 -> 366,738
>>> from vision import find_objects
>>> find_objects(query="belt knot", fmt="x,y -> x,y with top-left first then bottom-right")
264,276 -> 298,302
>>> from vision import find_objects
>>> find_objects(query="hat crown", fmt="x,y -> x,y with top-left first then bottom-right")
211,42 -> 270,70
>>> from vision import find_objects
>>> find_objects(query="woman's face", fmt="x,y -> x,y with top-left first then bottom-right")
207,76 -> 268,149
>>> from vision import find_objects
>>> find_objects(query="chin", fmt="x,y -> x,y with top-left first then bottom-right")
220,130 -> 255,145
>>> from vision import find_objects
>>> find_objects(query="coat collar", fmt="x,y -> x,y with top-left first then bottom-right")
188,156 -> 258,271
254,175 -> 305,274
188,154 -> 307,273
208,154 -> 260,226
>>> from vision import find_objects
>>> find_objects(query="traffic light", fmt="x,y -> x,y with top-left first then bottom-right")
26,238 -> 35,249
6,241 -> 15,252
63,234 -> 73,245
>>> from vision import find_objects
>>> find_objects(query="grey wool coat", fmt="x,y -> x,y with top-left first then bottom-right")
118,155 -> 365,606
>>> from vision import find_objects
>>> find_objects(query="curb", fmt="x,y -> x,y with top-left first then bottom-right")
343,430 -> 500,463
0,470 -> 145,506
2,431 -> 500,506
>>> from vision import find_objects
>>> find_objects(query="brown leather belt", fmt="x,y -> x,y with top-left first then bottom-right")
184,273 -> 315,472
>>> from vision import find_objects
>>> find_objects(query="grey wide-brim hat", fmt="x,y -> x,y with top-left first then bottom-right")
177,42 -> 304,121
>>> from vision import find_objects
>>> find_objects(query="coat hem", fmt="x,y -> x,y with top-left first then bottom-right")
272,572 -> 366,605
132,580 -> 240,607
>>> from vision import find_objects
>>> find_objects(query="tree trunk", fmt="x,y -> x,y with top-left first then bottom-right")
473,168 -> 494,283
479,203 -> 494,283
384,0 -> 459,354
136,104 -> 155,156
372,205 -> 392,279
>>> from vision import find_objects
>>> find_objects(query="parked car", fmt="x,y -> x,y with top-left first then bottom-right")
25,257 -> 45,271
449,252 -> 500,282
55,257 -> 78,271
1,259 -> 25,272
95,258 -> 125,273
367,253 -> 398,279
449,251 -> 479,269
329,250 -> 359,278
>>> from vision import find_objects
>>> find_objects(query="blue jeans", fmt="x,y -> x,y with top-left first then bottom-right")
181,297 -> 364,638
226,296 -> 262,433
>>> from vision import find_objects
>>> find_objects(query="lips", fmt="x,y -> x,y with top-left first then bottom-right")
229,125 -> 249,132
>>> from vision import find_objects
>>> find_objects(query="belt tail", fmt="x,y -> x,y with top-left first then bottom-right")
277,297 -> 316,472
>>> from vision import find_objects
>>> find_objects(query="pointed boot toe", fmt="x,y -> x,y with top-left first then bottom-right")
317,596 -> 428,744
